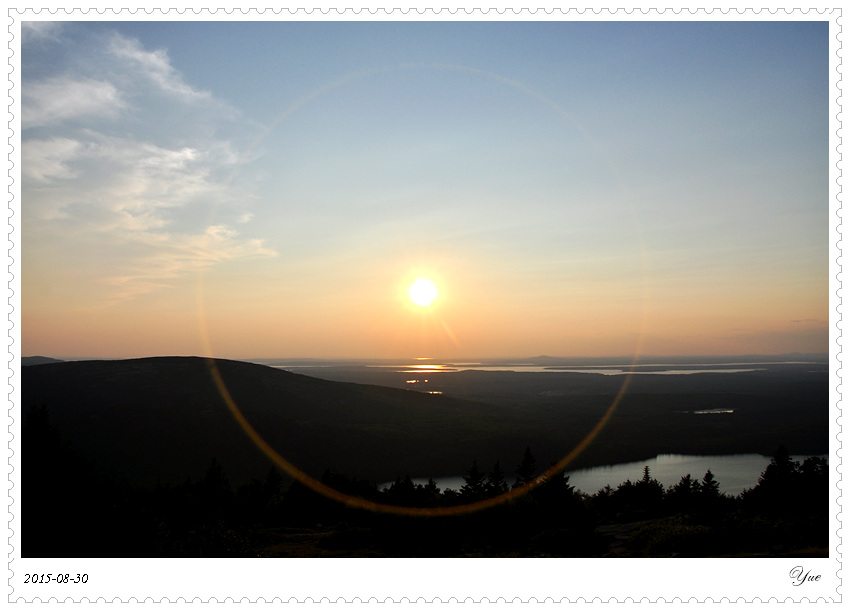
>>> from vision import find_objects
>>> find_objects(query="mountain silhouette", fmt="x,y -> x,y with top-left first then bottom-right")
22,356 -> 65,366
22,356 -> 827,489
21,357 -> 530,486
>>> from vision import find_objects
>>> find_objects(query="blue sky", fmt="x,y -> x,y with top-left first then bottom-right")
21,19 -> 829,358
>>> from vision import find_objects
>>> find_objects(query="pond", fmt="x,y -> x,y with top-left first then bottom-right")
383,453 -> 820,497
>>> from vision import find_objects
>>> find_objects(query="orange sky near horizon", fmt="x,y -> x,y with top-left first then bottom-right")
22,247 -> 828,360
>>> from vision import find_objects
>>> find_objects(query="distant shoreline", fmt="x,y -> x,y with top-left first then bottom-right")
22,352 -> 830,367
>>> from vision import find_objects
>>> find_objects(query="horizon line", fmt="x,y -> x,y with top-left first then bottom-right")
20,351 -> 831,364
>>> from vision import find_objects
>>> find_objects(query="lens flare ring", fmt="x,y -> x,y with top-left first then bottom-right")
197,62 -> 649,517
205,356 -> 638,517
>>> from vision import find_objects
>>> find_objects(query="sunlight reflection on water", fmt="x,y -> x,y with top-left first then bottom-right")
269,358 -> 825,377
396,365 -> 768,375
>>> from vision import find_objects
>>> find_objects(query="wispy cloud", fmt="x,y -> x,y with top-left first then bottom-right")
23,27 -> 275,307
21,21 -> 63,42
107,34 -> 212,102
22,137 -> 82,184
102,225 -> 277,306
23,76 -> 124,129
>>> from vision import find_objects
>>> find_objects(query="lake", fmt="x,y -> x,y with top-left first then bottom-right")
382,453 -> 820,497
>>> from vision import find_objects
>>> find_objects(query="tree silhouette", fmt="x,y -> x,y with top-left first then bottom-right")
418,478 -> 442,507
532,466 -> 582,519
513,446 -> 538,488
611,466 -> 664,518
742,446 -> 827,521
672,473 -> 700,495
423,477 -> 441,496
667,473 -> 700,513
460,460 -> 488,500
700,469 -> 720,498
385,474 -> 417,505
758,445 -> 798,489
742,445 -> 801,514
486,461 -> 509,496
798,455 -> 829,518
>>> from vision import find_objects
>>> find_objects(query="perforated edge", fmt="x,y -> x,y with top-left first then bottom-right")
5,5 -> 843,604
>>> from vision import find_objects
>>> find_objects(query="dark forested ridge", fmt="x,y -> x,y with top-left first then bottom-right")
21,356 -> 829,557
24,408 -> 828,557
22,357 -> 828,485
22,357 -> 521,486
285,361 -> 829,468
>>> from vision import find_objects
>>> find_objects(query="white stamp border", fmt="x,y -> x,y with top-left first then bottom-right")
5,2 -> 843,604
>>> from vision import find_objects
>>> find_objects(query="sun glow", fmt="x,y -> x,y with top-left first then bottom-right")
408,278 -> 438,307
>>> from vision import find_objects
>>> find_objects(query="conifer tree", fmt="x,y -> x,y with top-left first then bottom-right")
386,474 -> 417,505
423,477 -> 441,496
667,473 -> 700,513
700,469 -> 720,497
758,445 -> 799,489
460,460 -> 488,500
514,446 -> 538,488
486,461 -> 509,496
633,465 -> 664,513
671,473 -> 700,496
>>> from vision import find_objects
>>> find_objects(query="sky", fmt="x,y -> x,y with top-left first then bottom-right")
19,19 -> 829,360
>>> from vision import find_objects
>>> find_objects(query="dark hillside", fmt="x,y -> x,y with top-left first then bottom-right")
21,357 -> 829,488
21,357 -> 531,486
21,356 -> 65,366
265,363 -> 829,469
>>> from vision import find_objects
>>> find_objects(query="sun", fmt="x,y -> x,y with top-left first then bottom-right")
408,278 -> 438,307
